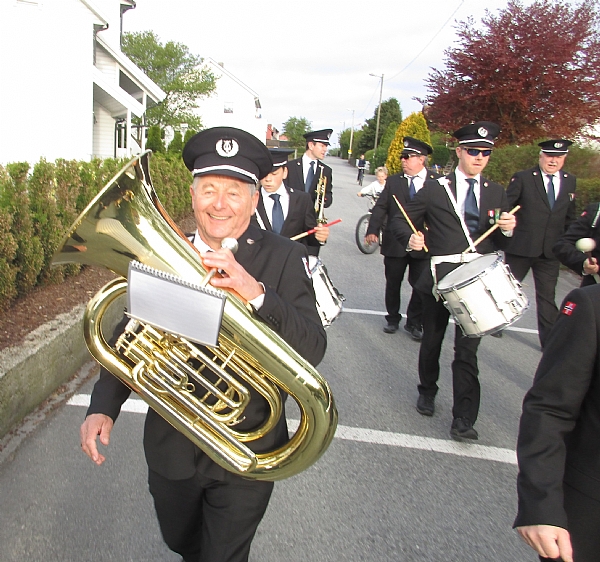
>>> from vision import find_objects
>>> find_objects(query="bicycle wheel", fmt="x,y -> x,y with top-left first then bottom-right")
355,214 -> 378,254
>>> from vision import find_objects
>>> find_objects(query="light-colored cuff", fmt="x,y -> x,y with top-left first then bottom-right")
248,282 -> 266,310
501,229 -> 514,237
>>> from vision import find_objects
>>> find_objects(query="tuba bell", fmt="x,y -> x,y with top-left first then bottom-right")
52,151 -> 337,481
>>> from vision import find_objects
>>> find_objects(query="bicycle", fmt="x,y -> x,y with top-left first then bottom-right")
357,166 -> 366,186
355,194 -> 380,254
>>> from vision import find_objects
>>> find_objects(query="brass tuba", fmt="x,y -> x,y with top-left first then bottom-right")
52,151 -> 337,481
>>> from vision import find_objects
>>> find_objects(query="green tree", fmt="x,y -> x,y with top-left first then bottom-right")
357,98 -> 402,154
168,130 -> 184,155
338,128 -> 363,159
122,31 -> 216,130
386,112 -> 431,175
370,121 -> 399,171
183,128 -> 197,145
147,125 -> 165,153
283,117 -> 311,149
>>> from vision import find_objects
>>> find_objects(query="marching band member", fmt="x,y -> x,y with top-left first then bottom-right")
391,122 -> 516,441
285,129 -> 334,209
365,138 -> 440,339
503,139 -> 577,348
79,127 -> 326,562
253,147 -> 329,256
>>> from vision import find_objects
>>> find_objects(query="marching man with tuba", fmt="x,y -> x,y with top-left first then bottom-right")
79,127 -> 328,562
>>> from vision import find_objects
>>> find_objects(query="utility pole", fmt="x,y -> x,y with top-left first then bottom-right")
347,108 -> 355,160
370,73 -> 384,152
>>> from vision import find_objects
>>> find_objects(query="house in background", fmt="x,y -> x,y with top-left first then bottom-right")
192,58 -> 266,142
0,0 -> 165,165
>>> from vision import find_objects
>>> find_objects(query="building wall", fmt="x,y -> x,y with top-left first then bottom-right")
0,0 -> 95,164
197,64 -> 266,141
93,101 -> 115,159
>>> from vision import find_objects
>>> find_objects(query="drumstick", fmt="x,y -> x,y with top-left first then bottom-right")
290,219 -> 342,241
392,195 -> 429,253
463,205 -> 521,254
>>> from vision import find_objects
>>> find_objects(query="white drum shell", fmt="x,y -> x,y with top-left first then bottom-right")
436,253 -> 529,337
308,256 -> 345,328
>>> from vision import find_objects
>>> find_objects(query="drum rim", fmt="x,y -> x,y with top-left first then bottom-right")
437,253 -> 502,293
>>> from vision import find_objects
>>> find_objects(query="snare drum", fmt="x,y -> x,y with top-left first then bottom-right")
308,256 -> 345,327
436,253 -> 529,337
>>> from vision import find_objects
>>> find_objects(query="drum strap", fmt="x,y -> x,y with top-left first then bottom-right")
254,211 -> 267,231
430,253 -> 482,300
441,182 -> 477,253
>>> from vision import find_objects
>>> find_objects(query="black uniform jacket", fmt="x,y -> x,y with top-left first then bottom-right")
252,185 -> 321,254
366,171 -> 440,258
87,224 -> 326,480
553,202 -> 600,286
505,166 -> 577,258
390,172 -> 510,293
285,157 -> 333,208
515,284 -> 600,529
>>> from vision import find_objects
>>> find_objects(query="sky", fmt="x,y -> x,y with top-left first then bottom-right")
122,0 -> 537,146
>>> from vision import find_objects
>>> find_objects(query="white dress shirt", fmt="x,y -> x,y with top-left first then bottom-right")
261,184 -> 290,223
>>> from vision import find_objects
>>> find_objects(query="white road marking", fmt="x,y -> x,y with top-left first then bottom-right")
68,394 -> 516,465
342,308 -> 538,335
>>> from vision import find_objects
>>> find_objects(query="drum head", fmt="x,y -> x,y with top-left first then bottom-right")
437,254 -> 500,291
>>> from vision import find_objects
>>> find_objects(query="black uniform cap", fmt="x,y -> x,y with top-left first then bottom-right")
268,148 -> 294,171
453,121 -> 500,148
538,139 -> 573,154
303,129 -> 333,145
401,137 -> 433,156
182,127 -> 273,184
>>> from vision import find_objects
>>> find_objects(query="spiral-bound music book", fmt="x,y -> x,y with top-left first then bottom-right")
126,261 -> 226,346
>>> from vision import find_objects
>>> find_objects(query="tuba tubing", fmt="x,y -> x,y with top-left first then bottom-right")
53,151 -> 337,481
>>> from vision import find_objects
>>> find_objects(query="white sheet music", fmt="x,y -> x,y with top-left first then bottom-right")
127,261 -> 226,347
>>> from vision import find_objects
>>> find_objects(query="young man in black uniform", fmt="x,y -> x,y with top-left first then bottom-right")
79,127 -> 327,562
285,129 -> 333,209
253,147 -> 329,256
504,139 -> 577,348
515,284 -> 600,562
391,122 -> 516,441
365,137 -> 440,339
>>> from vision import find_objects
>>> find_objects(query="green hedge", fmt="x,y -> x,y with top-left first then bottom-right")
0,152 -> 192,310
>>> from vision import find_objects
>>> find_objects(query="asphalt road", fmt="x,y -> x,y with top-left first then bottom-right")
0,156 -> 581,561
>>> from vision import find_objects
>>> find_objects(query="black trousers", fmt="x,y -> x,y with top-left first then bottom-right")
538,483 -> 600,562
504,253 -> 560,348
417,290 -> 482,423
148,468 -> 274,562
383,255 -> 427,328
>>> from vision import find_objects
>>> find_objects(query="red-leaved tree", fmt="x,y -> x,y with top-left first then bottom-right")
421,0 -> 600,145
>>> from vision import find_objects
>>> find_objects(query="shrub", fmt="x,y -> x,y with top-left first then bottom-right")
386,112 -> 431,175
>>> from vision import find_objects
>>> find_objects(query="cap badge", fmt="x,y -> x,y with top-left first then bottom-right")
554,142 -> 564,149
478,127 -> 488,137
216,138 -> 239,158
403,140 -> 409,147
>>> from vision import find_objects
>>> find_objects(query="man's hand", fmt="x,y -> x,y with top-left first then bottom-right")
80,413 -> 114,466
365,233 -> 378,245
583,256 -> 599,275
517,525 -> 573,562
314,225 -> 329,243
409,232 -> 425,251
202,247 -> 264,302
497,211 -> 516,232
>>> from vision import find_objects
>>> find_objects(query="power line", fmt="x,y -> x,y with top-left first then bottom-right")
386,0 -> 465,83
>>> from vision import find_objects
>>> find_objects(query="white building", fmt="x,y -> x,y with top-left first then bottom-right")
194,58 -> 266,141
0,0 -> 165,165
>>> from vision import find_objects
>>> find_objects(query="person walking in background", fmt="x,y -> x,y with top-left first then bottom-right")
365,138 -> 440,339
504,139 -> 577,348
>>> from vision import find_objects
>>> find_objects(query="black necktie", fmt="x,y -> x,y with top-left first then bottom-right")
547,174 -> 556,209
270,193 -> 284,234
464,178 -> 479,236
305,161 -> 315,192
408,176 -> 416,200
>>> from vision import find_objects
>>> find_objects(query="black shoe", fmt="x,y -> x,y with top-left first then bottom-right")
416,394 -> 435,416
490,329 -> 503,338
450,418 -> 478,441
383,323 -> 399,334
404,324 -> 423,341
